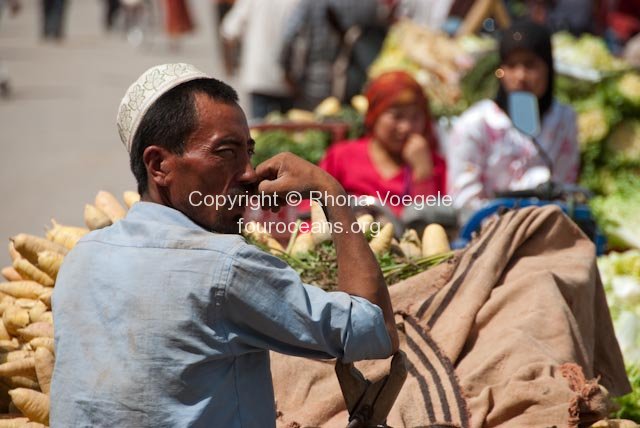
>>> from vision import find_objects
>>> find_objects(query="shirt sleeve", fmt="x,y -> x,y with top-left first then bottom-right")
553,107 -> 580,184
447,111 -> 489,216
279,0 -> 310,70
220,0 -> 251,40
223,241 -> 393,363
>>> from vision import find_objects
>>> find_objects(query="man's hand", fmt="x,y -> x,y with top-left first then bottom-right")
256,152 -> 399,355
255,152 -> 341,199
402,134 -> 433,182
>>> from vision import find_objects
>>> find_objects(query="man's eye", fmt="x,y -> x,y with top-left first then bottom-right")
248,148 -> 255,157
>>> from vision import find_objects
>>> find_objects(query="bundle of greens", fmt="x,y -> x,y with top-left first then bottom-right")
244,212 -> 454,291
274,241 -> 452,291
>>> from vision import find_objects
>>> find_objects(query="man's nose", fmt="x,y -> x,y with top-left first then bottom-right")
238,160 -> 258,184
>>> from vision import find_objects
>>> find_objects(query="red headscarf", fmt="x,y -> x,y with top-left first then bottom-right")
364,70 -> 439,151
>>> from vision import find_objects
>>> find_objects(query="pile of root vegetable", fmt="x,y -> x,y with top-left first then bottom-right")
0,190 -> 139,427
244,202 -> 454,291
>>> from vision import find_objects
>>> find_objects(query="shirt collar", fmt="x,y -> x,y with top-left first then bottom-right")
125,201 -> 208,232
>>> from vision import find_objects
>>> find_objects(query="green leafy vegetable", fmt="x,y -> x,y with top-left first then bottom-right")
598,251 -> 640,421
252,130 -> 331,166
611,364 -> 640,421
592,194 -> 640,250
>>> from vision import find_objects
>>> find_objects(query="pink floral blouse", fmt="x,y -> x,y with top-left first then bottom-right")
447,99 -> 579,219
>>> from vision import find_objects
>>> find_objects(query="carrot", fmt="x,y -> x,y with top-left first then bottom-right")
421,224 -> 450,257
28,339 -> 53,355
6,400 -> 17,414
34,348 -> 53,395
244,222 -> 285,255
290,233 -> 315,257
83,204 -> 112,230
286,109 -> 316,123
36,313 -> 52,325
35,251 -> 64,281
45,220 -> 88,250
314,96 -> 341,117
16,323 -> 53,342
3,307 -> 29,336
351,95 -> 369,114
8,388 -> 49,425
6,377 -> 39,391
369,223 -> 394,256
399,229 -> 422,260
0,297 -> 16,316
0,351 -> 34,364
0,319 -> 10,341
311,201 -> 332,244
36,291 -> 51,311
12,261 -> 53,288
0,340 -> 19,353
123,190 -> 141,208
0,268 -> 21,283
0,282 -> 47,300
7,243 -> 21,264
0,417 -> 29,428
13,300 -> 37,311
95,190 -> 126,222
10,234 -> 67,266
0,358 -> 36,378
24,422 -> 48,428
27,302 -> 47,325
356,214 -> 374,234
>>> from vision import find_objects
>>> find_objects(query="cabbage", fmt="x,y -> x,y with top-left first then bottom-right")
598,251 -> 640,421
553,32 -> 628,72
606,120 -> 640,167
592,194 -> 640,250
577,107 -> 610,147
617,73 -> 640,106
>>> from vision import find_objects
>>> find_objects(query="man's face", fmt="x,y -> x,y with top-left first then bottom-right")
165,94 -> 257,233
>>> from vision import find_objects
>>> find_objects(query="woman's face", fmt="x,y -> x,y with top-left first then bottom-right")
498,49 -> 549,98
372,103 -> 426,157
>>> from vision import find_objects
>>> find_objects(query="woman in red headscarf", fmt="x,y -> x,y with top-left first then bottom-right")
319,71 -> 446,217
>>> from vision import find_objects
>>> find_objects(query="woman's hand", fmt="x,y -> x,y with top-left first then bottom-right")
402,134 -> 433,181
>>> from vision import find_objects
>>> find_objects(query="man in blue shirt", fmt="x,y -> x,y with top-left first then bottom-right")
50,63 -> 398,427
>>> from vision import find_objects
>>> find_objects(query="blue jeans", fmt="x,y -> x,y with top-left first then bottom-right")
250,93 -> 293,119
42,0 -> 67,39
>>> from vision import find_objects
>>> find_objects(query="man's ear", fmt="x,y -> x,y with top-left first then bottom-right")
143,145 -> 175,187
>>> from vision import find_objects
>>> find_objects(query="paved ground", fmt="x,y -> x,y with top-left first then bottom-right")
0,1 -> 247,267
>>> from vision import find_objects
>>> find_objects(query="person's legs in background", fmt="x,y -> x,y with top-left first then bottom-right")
41,0 -> 66,40
42,0 -> 53,38
250,93 -> 293,119
104,0 -> 121,31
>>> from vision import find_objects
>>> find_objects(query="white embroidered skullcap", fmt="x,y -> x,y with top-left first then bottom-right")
116,63 -> 211,153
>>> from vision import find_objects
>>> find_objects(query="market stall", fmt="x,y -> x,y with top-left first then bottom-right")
249,18 -> 640,422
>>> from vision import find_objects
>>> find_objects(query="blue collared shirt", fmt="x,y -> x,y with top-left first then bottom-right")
50,202 -> 392,428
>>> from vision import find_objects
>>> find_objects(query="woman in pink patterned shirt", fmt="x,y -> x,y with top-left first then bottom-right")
447,20 -> 579,222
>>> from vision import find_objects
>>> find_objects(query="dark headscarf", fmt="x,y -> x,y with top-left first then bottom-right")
495,20 -> 554,117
